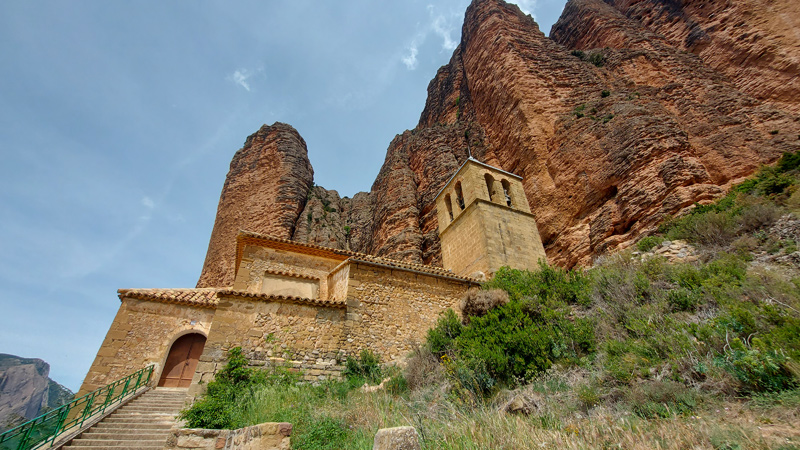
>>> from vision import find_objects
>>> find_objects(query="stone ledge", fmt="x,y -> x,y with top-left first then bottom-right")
164,422 -> 291,450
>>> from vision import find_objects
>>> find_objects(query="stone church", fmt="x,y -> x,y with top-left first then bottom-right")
77,158 -> 546,397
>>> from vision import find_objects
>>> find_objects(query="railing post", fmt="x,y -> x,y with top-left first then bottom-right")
16,423 -> 33,450
48,404 -> 72,446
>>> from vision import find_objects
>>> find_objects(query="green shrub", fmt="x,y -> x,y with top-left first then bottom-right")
601,90 -> 610,98
667,288 -> 702,312
577,384 -> 601,409
343,349 -> 382,384
627,381 -> 698,419
426,309 -> 463,356
180,347 -> 270,429
715,340 -> 797,393
385,374 -> 408,396
588,52 -> 605,67
292,416 -> 352,450
777,150 -> 800,173
637,236 -> 664,253
571,50 -> 585,59
484,263 -> 592,306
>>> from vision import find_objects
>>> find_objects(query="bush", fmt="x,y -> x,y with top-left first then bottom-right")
180,347 -> 271,429
665,210 -> 737,246
426,309 -> 463,356
715,339 -> 797,393
637,235 -> 664,252
292,417 -> 352,450
485,263 -> 592,306
385,374 -> 408,396
601,90 -> 610,98
588,52 -> 605,67
343,349 -> 382,384
404,345 -> 445,390
460,288 -> 509,324
627,381 -> 698,418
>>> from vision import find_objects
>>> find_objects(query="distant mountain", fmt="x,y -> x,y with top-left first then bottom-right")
0,354 -> 73,432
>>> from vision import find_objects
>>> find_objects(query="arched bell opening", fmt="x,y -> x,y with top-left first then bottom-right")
158,333 -> 206,387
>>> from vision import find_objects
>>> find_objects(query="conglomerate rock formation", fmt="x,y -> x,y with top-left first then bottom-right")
197,0 -> 800,286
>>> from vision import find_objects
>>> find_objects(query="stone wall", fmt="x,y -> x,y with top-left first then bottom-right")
77,298 -> 214,397
439,202 -> 489,277
479,201 -> 547,272
327,261 -> 350,302
190,260 -> 473,393
191,295 -> 348,392
233,245 -> 344,300
260,272 -> 319,298
343,261 -> 472,362
164,422 -> 291,450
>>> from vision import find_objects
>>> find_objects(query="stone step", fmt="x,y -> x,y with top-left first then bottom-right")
108,411 -> 178,417
66,439 -> 166,447
78,432 -> 170,440
82,425 -> 172,436
101,418 -> 177,425
127,400 -> 185,406
117,407 -> 182,413
67,446 -> 164,450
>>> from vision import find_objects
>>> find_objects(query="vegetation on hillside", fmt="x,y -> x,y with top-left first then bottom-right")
182,152 -> 800,449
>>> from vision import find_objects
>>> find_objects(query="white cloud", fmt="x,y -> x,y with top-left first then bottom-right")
141,196 -> 155,209
430,7 -> 457,51
227,68 -> 256,91
402,44 -> 419,70
401,4 -> 460,71
511,0 -> 538,17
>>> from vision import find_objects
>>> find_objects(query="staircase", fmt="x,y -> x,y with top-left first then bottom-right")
63,387 -> 187,450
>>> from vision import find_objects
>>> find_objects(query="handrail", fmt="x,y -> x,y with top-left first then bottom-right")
0,365 -> 154,450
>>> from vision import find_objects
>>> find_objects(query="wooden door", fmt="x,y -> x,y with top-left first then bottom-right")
158,334 -> 206,387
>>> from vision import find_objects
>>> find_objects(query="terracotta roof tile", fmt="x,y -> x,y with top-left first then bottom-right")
263,269 -> 319,281
236,230 -> 479,284
118,288 -> 220,309
217,289 -> 346,308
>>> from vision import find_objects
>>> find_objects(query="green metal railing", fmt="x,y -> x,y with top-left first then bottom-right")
0,365 -> 154,450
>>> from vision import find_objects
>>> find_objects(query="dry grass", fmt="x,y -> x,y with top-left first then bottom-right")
308,385 -> 800,450
459,288 -> 509,325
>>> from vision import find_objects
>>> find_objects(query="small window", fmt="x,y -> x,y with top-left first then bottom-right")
484,174 -> 495,201
455,182 -> 465,210
444,194 -> 454,221
501,179 -> 512,207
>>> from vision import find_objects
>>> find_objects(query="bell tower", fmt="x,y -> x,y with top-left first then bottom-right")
435,158 -> 547,278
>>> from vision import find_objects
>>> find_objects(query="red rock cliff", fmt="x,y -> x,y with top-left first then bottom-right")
198,0 -> 800,285
197,123 -> 313,288
552,0 -> 800,114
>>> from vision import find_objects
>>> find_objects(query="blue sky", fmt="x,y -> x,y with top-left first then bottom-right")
0,0 -> 568,392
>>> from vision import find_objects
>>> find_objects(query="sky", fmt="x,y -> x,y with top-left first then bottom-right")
0,0 -> 568,392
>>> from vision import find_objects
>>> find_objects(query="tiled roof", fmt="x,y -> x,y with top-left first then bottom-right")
236,230 -> 479,284
348,255 -> 479,283
217,290 -> 346,308
264,268 -> 319,281
118,288 -> 220,309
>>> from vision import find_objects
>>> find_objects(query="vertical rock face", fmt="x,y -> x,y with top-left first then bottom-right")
197,0 -> 800,283
196,123 -> 314,288
0,354 -> 73,431
291,187 -> 375,253
553,0 -> 800,114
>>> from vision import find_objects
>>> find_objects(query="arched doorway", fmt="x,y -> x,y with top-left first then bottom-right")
158,333 -> 206,387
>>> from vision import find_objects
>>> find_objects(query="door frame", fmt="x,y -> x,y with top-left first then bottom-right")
156,330 -> 208,387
